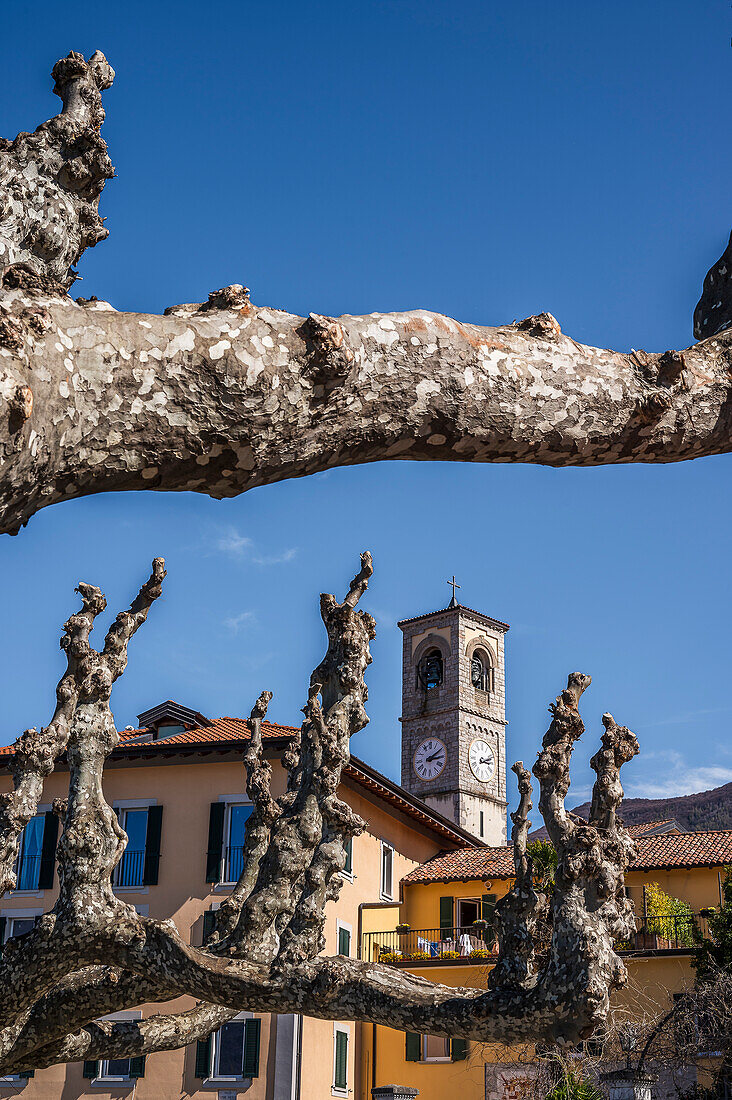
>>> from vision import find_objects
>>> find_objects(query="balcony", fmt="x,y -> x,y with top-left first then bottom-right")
362,925 -> 498,966
364,912 -> 714,967
615,912 -> 712,954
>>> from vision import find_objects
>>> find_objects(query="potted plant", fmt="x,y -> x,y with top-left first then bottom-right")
396,923 -> 411,936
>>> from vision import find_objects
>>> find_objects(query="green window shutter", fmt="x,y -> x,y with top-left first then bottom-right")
452,1037 -> 468,1061
202,908 -> 217,944
405,1032 -> 421,1062
439,896 -> 454,933
129,1056 -> 146,1078
343,836 -> 353,875
82,1061 -> 99,1079
194,1035 -> 212,1079
334,1030 -> 348,1089
142,805 -> 163,886
481,894 -> 497,923
243,1018 -> 261,1078
37,811 -> 59,890
206,802 -> 225,883
338,926 -> 351,956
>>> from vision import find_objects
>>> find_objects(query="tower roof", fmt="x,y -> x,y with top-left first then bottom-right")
397,603 -> 510,633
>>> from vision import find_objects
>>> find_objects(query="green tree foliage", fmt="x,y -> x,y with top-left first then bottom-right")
527,840 -> 558,892
693,866 -> 732,979
643,882 -> 696,948
544,1067 -> 605,1100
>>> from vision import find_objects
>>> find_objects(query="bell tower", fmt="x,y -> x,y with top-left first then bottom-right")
399,592 -> 509,844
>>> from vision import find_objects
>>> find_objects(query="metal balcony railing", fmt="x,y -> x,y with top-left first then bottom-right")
224,845 -> 245,884
615,912 -> 712,953
14,854 -> 41,891
362,925 -> 498,965
365,912 -> 715,966
113,850 -> 146,888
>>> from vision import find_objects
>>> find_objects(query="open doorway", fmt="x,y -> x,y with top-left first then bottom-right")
456,898 -> 480,928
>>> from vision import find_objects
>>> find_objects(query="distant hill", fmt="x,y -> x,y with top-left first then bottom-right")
529,780 -> 732,839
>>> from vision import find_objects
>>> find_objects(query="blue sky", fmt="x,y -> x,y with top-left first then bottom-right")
1,0 -> 730,810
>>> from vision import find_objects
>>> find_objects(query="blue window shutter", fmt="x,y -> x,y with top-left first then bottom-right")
243,1018 -> 261,1078
142,805 -> 163,886
206,803 -> 225,883
37,811 -> 59,890
194,1035 -> 212,1079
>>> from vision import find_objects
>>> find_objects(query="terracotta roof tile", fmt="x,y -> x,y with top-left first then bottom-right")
401,829 -> 732,885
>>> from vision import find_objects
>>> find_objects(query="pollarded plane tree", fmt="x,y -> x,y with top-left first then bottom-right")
0,552 -> 640,1073
0,53 -> 730,538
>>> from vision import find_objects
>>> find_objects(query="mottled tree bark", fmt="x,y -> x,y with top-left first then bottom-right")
0,54 -> 730,536
0,551 -> 640,1074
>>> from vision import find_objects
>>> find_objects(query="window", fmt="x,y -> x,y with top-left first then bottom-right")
113,805 -> 163,889
0,911 -> 42,951
470,651 -> 492,692
406,1032 -> 468,1063
479,811 -> 484,837
341,836 -> 353,877
332,1025 -> 349,1096
194,1015 -> 260,1081
83,1013 -> 145,1082
337,921 -> 351,956
380,842 -> 394,900
419,649 -> 443,691
15,814 -> 44,891
206,801 -> 253,885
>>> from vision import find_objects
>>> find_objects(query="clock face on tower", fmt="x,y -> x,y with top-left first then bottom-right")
469,738 -> 495,783
413,737 -> 447,781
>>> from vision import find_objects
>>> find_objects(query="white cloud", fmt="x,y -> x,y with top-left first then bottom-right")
640,706 -> 731,729
224,611 -> 256,634
251,548 -> 297,566
215,528 -> 253,557
624,749 -> 732,799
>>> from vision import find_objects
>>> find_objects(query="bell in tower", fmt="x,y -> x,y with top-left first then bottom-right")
398,585 -> 509,844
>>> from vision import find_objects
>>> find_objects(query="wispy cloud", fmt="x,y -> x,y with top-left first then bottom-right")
215,528 -> 253,557
624,749 -> 732,799
639,706 -> 732,729
208,526 -> 297,567
224,611 -> 257,634
252,548 -> 297,566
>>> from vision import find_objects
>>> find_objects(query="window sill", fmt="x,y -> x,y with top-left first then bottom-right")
422,1058 -> 452,1064
200,1077 -> 251,1090
331,1089 -> 348,1098
211,883 -> 235,894
339,870 -> 354,883
8,890 -> 43,899
379,894 -> 393,903
112,885 -> 149,895
90,1079 -> 135,1090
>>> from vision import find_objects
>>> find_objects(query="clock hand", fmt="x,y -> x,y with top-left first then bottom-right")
425,751 -> 444,762
480,758 -> 492,765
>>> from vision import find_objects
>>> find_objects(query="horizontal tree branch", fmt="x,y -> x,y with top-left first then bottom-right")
1,288 -> 730,535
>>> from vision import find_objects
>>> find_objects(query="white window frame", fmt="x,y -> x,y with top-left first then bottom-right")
380,841 -> 394,901
93,1011 -> 142,1084
456,896 -> 481,929
339,835 -> 354,881
217,796 -> 253,887
206,1011 -> 253,1084
1,908 -> 43,944
332,1023 -> 350,1097
336,919 -> 352,957
12,806 -> 50,896
420,1033 -> 452,1063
